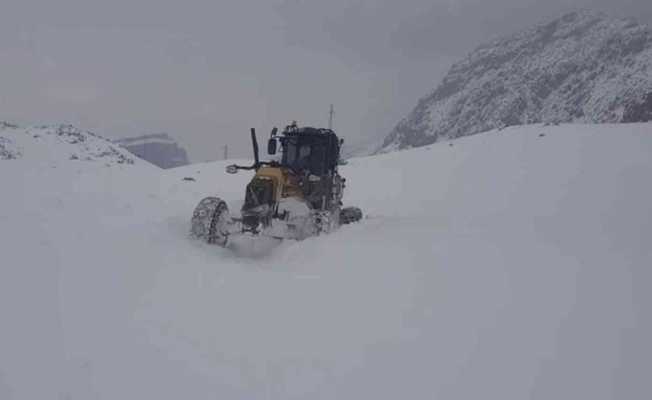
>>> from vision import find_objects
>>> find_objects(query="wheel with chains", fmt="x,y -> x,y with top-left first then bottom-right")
191,197 -> 230,246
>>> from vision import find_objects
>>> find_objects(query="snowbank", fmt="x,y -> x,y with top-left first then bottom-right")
1,123 -> 650,399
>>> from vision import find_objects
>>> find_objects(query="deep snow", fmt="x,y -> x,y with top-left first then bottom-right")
1,123 -> 651,399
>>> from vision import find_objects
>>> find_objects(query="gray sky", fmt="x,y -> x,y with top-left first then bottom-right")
2,0 -> 651,161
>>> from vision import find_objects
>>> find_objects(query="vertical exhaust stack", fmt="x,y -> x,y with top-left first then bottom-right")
224,128 -> 262,173
251,128 -> 260,168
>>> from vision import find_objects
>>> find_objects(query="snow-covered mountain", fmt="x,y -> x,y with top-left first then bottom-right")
2,122 -> 651,399
380,10 -> 652,152
115,133 -> 189,169
0,122 -> 140,166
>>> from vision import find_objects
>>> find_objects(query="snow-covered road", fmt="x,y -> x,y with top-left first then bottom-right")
1,123 -> 651,399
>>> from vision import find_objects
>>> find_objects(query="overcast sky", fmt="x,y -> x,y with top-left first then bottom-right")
2,0 -> 651,161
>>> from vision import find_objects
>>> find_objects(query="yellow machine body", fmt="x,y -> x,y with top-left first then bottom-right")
251,166 -> 303,202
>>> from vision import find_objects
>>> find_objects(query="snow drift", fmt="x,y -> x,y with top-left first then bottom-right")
1,122 -> 650,399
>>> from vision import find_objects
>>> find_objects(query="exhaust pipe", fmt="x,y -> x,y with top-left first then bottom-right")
251,128 -> 260,167
225,128 -> 263,173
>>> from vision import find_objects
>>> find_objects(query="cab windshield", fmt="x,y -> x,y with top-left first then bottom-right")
280,134 -> 331,175
282,140 -> 313,170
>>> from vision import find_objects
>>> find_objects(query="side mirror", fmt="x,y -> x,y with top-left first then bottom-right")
226,164 -> 238,174
339,138 -> 344,145
268,138 -> 277,155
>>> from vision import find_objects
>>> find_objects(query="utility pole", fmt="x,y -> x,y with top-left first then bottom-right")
223,144 -> 228,160
328,104 -> 335,130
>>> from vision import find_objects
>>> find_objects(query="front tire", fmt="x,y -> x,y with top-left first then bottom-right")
191,197 -> 231,246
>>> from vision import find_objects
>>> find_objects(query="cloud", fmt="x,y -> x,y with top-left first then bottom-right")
43,82 -> 101,104
1,0 -> 650,161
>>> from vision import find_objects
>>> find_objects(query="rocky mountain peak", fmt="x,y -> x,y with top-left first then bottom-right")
379,10 -> 652,152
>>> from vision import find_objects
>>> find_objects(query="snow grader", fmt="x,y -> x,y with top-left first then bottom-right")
190,122 -> 362,247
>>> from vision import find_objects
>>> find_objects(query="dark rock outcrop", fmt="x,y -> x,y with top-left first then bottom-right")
115,133 -> 189,169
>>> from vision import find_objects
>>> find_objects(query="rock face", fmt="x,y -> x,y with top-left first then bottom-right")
115,133 -> 189,169
380,10 -> 652,152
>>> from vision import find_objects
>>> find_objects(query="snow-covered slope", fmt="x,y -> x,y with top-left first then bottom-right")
0,123 -> 141,166
381,11 -> 652,152
1,123 -> 651,399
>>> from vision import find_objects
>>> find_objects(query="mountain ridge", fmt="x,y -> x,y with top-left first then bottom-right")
380,10 -> 652,152
0,122 -> 140,166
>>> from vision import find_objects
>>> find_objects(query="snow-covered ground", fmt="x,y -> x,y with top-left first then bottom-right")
1,123 -> 651,399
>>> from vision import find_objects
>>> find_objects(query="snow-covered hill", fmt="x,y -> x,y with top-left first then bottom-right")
0,123 -> 141,166
1,123 -> 651,399
381,11 -> 652,152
